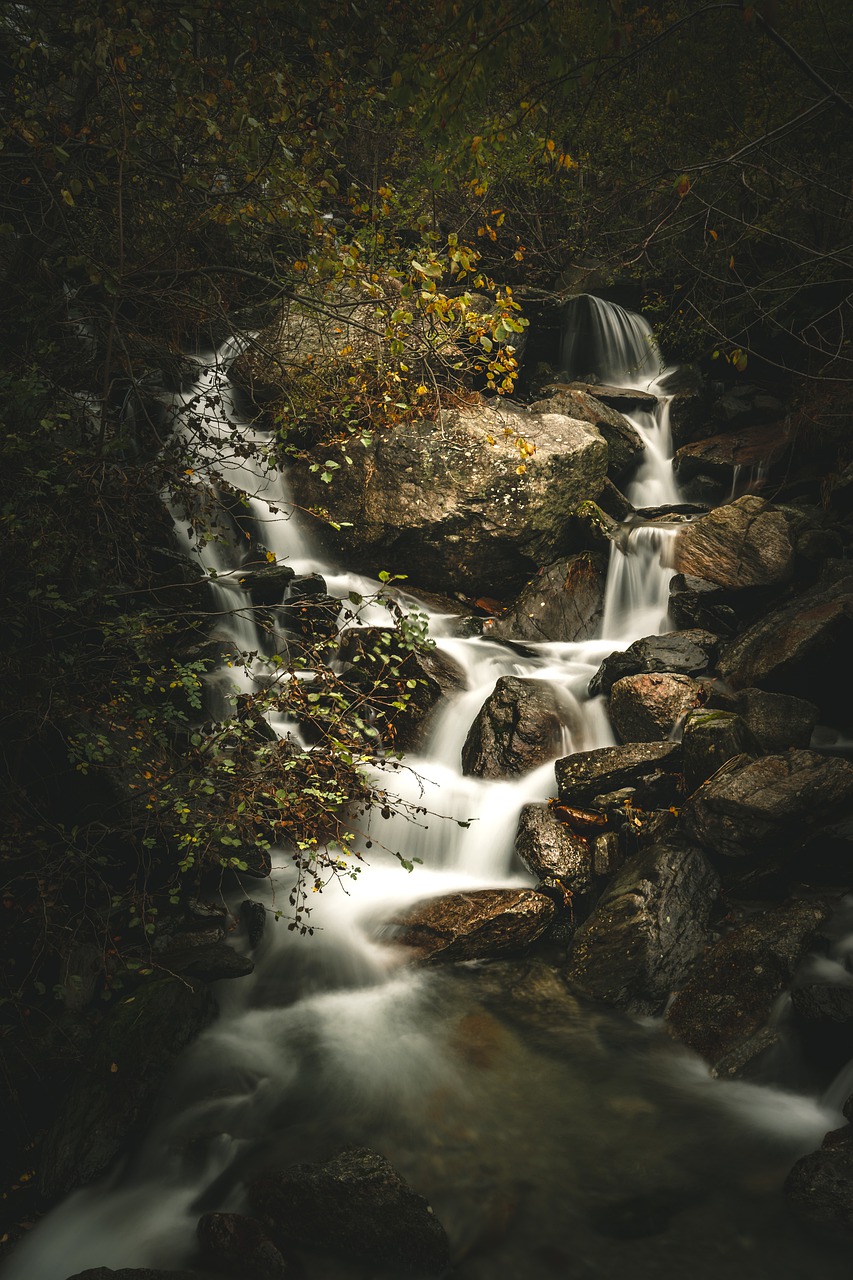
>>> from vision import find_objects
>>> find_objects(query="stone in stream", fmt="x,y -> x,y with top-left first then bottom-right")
734,687 -> 818,753
390,888 -> 555,962
529,386 -> 645,484
790,983 -> 853,1073
680,708 -> 761,794
240,899 -> 268,949
248,1147 -> 450,1275
588,629 -> 719,699
515,802 -> 595,895
608,672 -> 703,743
564,838 -> 719,1017
718,560 -> 853,720
665,898 -> 831,1071
461,676 -> 566,779
785,1129 -> 853,1238
287,402 -> 609,597
41,981 -> 218,1198
680,748 -> 853,865
234,561 -> 296,607
668,573 -> 747,637
197,1211 -> 297,1280
672,423 -> 791,501
671,496 -> 796,589
486,551 -> 607,643
555,741 -> 683,811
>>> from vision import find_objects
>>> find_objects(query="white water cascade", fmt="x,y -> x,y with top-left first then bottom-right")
6,301 -> 849,1280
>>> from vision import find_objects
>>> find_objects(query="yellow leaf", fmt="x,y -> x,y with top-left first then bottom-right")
110,1062 -> 118,1073
516,464 -> 526,475
729,255 -> 735,269
708,228 -> 718,241
674,175 -> 690,198
60,188 -> 75,207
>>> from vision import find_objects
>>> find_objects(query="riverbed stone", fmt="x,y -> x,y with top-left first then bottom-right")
672,423 -> 790,501
197,1211 -> 296,1280
515,803 -> 594,894
734,687 -> 819,752
672,496 -> 795,589
248,1147 -> 450,1274
665,898 -> 831,1068
680,708 -> 761,794
529,386 -> 645,483
588,629 -> 719,698
288,403 -> 609,597
609,672 -> 702,743
668,574 -> 742,637
718,560 -> 853,719
680,748 -> 853,864
565,838 -> 719,1016
785,1128 -> 853,1237
41,980 -> 218,1198
555,741 -> 683,811
390,888 -> 555,962
487,552 -> 607,643
461,676 -> 565,778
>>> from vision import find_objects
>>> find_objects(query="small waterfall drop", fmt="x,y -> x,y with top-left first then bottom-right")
7,305 -> 845,1280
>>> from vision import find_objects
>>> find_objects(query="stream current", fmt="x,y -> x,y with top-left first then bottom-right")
7,299 -> 850,1280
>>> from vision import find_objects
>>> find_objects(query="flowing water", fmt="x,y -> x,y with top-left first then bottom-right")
6,300 -> 849,1280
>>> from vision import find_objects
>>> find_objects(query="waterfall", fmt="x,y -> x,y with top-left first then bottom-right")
7,303 -> 844,1280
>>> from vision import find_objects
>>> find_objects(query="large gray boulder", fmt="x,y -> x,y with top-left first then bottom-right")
461,676 -> 566,778
681,748 -> 853,863
390,888 -> 555,962
565,838 -> 719,1016
672,496 -> 795,589
487,552 -> 607,643
288,403 -> 608,596
248,1148 -> 450,1275
529,386 -> 645,483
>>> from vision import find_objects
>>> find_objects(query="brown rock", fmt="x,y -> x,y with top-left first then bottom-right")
609,672 -> 702,743
461,676 -> 565,779
515,803 -> 594,894
391,888 -> 555,962
672,496 -> 795,589
488,552 -> 607,643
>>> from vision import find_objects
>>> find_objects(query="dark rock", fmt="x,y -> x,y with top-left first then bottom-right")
680,709 -> 761,794
197,1211 -> 296,1280
561,381 -> 659,414
487,552 -> 607,643
593,831 -> 624,877
154,942 -> 254,982
668,573 -> 749,637
785,1129 -> 853,1237
234,562 -> 296,607
555,741 -> 683,811
461,676 -> 565,779
711,1026 -> 784,1081
791,983 -> 853,1070
681,748 -> 853,863
241,899 -> 268,949
665,899 -> 830,1067
287,572 -> 327,599
569,499 -> 624,552
672,496 -> 795,589
391,888 -> 555,962
736,687 -> 819,752
609,672 -> 702,743
529,386 -> 645,483
673,423 -> 791,501
589,629 -> 719,698
288,404 -> 608,597
248,1147 -> 450,1274
278,592 -> 341,641
588,1188 -> 692,1239
41,979 -> 218,1198
515,803 -> 594,894
565,838 -> 719,1016
718,561 -> 853,720
65,1270 -> 217,1280
712,384 -> 784,429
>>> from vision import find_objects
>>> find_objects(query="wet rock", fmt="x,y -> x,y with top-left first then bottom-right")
241,899 -> 268,949
234,562 -> 296,607
711,1025 -> 784,1082
197,1211 -> 297,1280
589,629 -> 719,698
665,899 -> 830,1067
712,383 -> 784,429
593,831 -> 624,877
461,676 -> 565,779
289,404 -> 608,597
791,983 -> 853,1070
565,838 -> 719,1016
785,1128 -> 853,1237
672,423 -> 790,501
609,672 -> 702,743
668,574 -> 746,637
248,1147 -> 451,1275
41,979 -> 218,1198
681,749 -> 853,864
530,386 -> 645,483
391,888 -> 555,962
672,496 -> 795,589
680,708 -> 761,794
718,561 -> 853,720
555,741 -> 683,811
154,941 -> 254,983
65,1270 -> 218,1280
569,499 -> 623,552
735,687 -> 819,752
277,592 -> 341,641
515,803 -> 594,894
561,380 -> 659,415
487,552 -> 607,643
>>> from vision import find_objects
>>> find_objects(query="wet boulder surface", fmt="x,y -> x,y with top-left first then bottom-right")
487,552 -> 607,643
588,629 -> 719,698
461,676 -> 566,778
390,888 -> 556,962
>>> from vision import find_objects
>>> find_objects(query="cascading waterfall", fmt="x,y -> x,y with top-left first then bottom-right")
7,302 -> 849,1280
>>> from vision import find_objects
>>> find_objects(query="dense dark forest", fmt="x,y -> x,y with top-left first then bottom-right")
1,2 -> 852,1276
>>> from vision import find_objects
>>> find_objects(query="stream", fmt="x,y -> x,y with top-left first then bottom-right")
6,298 -> 850,1280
